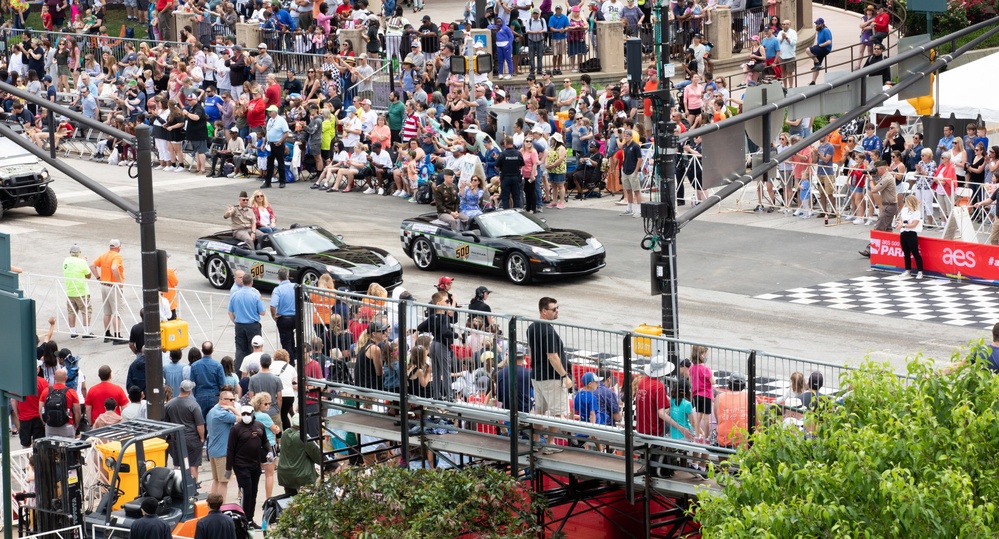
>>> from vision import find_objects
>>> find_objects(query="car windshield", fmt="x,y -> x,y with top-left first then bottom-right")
271,227 -> 346,256
476,210 -> 548,237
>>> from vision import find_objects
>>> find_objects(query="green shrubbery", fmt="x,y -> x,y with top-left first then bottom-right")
270,464 -> 549,539
695,344 -> 999,538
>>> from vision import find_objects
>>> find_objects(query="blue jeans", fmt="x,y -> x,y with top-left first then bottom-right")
528,41 -> 544,74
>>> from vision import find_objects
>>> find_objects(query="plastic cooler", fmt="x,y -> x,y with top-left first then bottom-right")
632,324 -> 662,357
161,319 -> 190,351
95,438 -> 170,510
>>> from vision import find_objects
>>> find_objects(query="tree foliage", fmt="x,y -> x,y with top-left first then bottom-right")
270,464 -> 547,539
695,345 -> 999,538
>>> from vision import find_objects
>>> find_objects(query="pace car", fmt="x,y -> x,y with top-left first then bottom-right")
400,209 -> 606,284
195,225 -> 403,291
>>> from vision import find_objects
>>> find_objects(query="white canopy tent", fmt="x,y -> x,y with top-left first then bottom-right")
870,51 -> 999,123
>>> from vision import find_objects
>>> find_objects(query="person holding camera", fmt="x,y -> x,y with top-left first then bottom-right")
859,160 -> 897,257
896,195 -> 924,279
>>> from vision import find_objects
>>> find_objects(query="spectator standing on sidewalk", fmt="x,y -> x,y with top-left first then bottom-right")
90,239 -> 126,344
84,365 -> 128,425
164,380 -> 205,481
528,297 -> 572,454
270,268 -> 297,361
619,130 -> 643,217
806,18 -> 831,85
859,160 -> 897,257
525,9 -> 547,76
190,342 -> 226,419
193,494 -> 236,539
226,405 -> 271,528
777,19 -> 797,87
549,6 -> 570,75
63,244 -> 94,339
206,386 -> 239,499
39,369 -> 80,438
229,274 -> 265,371
277,412 -> 322,495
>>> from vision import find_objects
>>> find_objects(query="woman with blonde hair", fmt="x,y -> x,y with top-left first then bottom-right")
250,190 -> 277,233
310,273 -> 337,352
896,195 -> 924,279
951,136 -> 967,188
250,392 -> 281,499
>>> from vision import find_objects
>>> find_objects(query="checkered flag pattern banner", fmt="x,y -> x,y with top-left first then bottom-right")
755,275 -> 999,328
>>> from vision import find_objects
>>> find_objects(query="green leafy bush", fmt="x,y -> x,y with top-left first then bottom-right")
270,464 -> 548,539
695,345 -> 999,538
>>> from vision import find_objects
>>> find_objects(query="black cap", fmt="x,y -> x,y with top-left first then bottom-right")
526,73 -> 536,80
370,321 -> 390,333
475,285 -> 492,296
140,498 -> 160,515
422,14 -> 431,21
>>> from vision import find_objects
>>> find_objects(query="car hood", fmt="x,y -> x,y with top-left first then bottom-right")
298,247 -> 395,271
507,230 -> 603,257
0,162 -> 44,177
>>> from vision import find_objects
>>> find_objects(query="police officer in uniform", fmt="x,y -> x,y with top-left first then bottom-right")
434,169 -> 469,230
497,136 -> 526,209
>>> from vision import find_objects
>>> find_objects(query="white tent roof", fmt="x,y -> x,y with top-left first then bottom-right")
871,51 -> 999,123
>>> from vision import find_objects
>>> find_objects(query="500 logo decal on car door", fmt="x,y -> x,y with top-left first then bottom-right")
456,245 -> 470,259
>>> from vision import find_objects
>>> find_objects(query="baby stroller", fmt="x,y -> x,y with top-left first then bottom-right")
220,503 -> 252,539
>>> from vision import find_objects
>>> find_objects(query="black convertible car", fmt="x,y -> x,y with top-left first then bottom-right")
195,225 -> 403,291
400,209 -> 606,284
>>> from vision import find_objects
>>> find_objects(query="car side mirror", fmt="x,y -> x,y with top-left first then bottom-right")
255,248 -> 276,261
460,231 -> 480,242
336,234 -> 344,241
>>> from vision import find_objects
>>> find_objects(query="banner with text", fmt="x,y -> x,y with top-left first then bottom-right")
869,231 -> 999,285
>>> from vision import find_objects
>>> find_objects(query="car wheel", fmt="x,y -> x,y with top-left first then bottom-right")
505,251 -> 532,285
34,186 -> 57,217
205,255 -> 234,289
410,237 -> 437,271
299,269 -> 321,287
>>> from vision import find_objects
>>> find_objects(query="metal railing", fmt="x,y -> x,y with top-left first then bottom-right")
297,285 -> 886,498
19,273 -> 281,358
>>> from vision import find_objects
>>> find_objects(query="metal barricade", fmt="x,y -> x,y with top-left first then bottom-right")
19,273 -> 279,357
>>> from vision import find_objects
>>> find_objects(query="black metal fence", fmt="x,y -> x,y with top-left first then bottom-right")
297,285 -> 872,487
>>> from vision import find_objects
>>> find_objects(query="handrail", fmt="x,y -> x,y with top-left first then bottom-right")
678,18 -> 999,224
681,15 -> 999,143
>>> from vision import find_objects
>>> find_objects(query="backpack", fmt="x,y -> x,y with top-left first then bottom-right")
63,355 -> 81,391
43,388 -> 70,427
579,58 -> 601,73
416,181 -> 434,204
327,357 -> 354,385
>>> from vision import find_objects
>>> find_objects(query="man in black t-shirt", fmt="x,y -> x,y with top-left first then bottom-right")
418,17 -> 440,57
183,94 -> 209,174
526,296 -> 572,454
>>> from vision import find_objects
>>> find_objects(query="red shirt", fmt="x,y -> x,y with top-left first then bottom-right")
304,359 -> 323,404
247,98 -> 268,128
635,376 -> 668,437
17,377 -> 48,421
84,381 -> 129,423
643,79 -> 657,118
265,83 -> 282,108
38,383 -> 81,423
874,12 -> 890,33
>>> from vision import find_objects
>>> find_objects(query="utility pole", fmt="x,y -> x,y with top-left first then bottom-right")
639,0 -> 681,352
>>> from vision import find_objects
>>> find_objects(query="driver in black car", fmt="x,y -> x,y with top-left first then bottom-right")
433,169 -> 469,231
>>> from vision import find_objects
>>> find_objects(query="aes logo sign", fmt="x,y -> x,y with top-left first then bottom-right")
942,247 -> 976,268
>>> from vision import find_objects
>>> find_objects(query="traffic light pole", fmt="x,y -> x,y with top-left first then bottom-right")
638,1 -> 681,357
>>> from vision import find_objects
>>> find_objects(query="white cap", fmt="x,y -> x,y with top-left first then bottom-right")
109,239 -> 121,248
251,335 -> 264,347
179,380 -> 196,392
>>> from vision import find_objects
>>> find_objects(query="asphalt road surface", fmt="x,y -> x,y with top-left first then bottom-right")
2,158 -> 982,378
